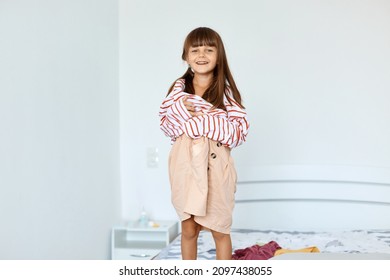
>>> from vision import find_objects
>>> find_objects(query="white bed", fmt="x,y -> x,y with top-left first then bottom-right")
154,228 -> 390,260
154,164 -> 390,260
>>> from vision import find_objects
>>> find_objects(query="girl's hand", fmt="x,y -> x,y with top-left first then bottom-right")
183,96 -> 202,117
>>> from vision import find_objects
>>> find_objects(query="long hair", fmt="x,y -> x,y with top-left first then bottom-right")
167,27 -> 244,110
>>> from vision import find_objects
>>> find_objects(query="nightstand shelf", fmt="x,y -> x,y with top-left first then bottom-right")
111,220 -> 179,260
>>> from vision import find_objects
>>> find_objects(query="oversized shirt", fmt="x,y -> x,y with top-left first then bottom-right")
159,79 -> 249,148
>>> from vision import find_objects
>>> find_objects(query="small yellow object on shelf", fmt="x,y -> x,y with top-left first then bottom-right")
148,221 -> 160,228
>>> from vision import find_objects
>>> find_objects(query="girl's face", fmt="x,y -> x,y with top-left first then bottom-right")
186,45 -> 218,76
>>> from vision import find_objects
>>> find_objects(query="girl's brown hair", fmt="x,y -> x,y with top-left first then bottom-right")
168,27 -> 244,110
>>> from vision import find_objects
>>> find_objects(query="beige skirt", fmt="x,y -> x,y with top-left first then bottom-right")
168,135 -> 237,234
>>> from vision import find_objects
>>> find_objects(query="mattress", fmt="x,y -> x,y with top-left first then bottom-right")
153,228 -> 390,260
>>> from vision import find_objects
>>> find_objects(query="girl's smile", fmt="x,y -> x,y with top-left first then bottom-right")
186,45 -> 218,75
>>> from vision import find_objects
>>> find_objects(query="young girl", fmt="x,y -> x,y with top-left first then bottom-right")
159,27 -> 249,260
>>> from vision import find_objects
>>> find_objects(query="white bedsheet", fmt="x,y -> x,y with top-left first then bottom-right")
154,229 -> 390,260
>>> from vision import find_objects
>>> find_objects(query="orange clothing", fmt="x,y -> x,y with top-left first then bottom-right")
274,246 -> 320,256
169,135 -> 237,234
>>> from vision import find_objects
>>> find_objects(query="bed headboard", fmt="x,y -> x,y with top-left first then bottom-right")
232,164 -> 390,231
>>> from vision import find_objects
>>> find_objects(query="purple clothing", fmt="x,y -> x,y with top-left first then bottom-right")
232,241 -> 281,260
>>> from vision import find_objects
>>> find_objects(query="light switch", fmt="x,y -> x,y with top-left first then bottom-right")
147,147 -> 158,168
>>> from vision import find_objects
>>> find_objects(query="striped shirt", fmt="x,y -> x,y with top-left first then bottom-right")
159,79 -> 249,148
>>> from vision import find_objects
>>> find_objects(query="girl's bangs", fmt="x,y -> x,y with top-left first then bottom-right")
187,29 -> 218,48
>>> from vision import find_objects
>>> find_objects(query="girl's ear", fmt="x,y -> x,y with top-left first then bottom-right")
187,63 -> 194,73
185,58 -> 191,67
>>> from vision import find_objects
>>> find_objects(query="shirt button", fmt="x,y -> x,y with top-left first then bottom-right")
217,142 -> 222,147
211,153 -> 217,159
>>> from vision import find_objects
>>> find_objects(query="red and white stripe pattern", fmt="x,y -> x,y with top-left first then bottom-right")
159,79 -> 249,148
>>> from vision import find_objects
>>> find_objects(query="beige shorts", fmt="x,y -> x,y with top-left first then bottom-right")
168,135 -> 237,234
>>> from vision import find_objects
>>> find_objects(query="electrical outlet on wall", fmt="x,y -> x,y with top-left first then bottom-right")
147,147 -> 159,168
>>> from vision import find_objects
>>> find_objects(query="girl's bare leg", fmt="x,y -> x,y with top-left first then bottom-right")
211,230 -> 232,260
181,216 -> 201,260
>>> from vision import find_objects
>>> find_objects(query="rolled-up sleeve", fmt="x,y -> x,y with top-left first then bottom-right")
203,104 -> 249,148
159,82 -> 249,148
159,80 -> 191,140
183,93 -> 249,148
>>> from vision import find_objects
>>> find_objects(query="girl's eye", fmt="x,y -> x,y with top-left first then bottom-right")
191,49 -> 198,53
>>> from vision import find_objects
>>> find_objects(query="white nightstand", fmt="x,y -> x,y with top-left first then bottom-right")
111,220 -> 179,260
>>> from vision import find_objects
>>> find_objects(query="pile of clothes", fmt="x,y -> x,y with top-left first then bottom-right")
232,241 -> 320,260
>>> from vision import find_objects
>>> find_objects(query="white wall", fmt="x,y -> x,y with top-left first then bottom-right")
2,0 -> 388,259
0,0 -> 121,259
119,0 -> 390,222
